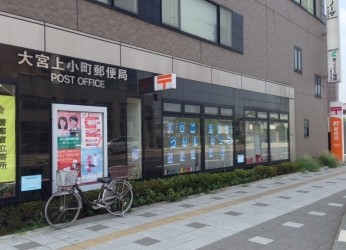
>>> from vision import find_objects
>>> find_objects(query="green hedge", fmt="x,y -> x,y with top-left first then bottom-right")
0,152 -> 342,236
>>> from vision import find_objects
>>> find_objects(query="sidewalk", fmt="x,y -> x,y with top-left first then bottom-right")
1,166 -> 346,250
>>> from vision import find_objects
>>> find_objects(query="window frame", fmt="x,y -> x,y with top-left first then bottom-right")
314,74 -> 321,98
304,119 -> 309,137
294,46 -> 303,73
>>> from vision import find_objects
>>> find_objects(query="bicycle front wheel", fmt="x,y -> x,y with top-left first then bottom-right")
103,180 -> 133,216
45,189 -> 82,229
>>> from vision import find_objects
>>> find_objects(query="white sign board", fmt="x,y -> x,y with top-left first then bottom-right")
328,50 -> 340,83
326,0 -> 341,83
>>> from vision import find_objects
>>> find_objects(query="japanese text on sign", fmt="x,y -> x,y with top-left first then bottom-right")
0,118 -> 6,169
326,0 -> 338,19
18,50 -> 127,89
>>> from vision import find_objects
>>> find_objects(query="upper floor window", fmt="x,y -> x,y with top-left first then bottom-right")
97,0 -> 111,4
180,0 -> 217,42
314,74 -> 321,97
304,119 -> 309,137
163,0 -> 218,43
220,7 -> 233,48
294,47 -> 302,73
162,0 -> 180,28
292,0 -> 326,22
114,0 -> 138,14
96,0 -> 243,53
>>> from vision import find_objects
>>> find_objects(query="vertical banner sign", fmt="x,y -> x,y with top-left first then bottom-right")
330,101 -> 344,161
326,0 -> 341,83
0,96 -> 16,182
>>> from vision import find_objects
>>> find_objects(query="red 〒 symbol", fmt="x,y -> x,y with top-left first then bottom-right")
156,74 -> 172,90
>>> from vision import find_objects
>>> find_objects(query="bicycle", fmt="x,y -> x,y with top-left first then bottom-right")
44,163 -> 133,229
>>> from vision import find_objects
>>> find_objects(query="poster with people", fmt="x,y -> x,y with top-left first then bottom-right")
57,111 -> 82,172
53,104 -> 107,191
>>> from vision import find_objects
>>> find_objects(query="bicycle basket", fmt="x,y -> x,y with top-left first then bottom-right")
56,170 -> 78,187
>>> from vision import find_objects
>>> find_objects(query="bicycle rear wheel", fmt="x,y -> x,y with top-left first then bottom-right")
45,189 -> 82,228
103,180 -> 133,216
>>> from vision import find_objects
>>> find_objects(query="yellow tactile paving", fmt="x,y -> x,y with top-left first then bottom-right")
60,169 -> 346,250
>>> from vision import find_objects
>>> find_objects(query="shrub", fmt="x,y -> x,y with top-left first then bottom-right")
277,162 -> 300,175
253,165 -> 278,179
233,169 -> 256,184
319,151 -> 340,168
296,155 -> 322,172
0,201 -> 46,235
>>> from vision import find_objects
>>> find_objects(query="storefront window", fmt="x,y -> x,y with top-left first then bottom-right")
164,102 -> 181,112
220,108 -> 233,117
185,104 -> 200,114
245,121 -> 268,163
258,112 -> 268,119
245,110 -> 256,118
270,122 -> 289,160
205,119 -> 233,169
205,106 -> 218,115
280,113 -> 288,120
163,116 -> 201,175
270,112 -> 279,119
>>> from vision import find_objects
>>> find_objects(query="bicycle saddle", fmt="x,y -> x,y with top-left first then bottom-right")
97,177 -> 113,183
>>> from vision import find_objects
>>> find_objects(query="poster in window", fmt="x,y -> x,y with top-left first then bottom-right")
218,135 -> 223,144
208,124 -> 213,134
167,152 -> 174,164
170,137 -> 177,148
208,148 -> 214,158
179,122 -> 185,133
210,136 -> 215,145
182,137 -> 188,147
179,150 -> 185,162
190,149 -> 196,160
190,123 -> 196,134
166,122 -> 174,134
192,136 -> 198,146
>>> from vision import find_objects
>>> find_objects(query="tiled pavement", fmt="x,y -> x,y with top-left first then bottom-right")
1,166 -> 346,250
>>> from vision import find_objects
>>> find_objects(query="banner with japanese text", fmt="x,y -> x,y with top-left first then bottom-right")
330,101 -> 344,161
0,95 -> 16,182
